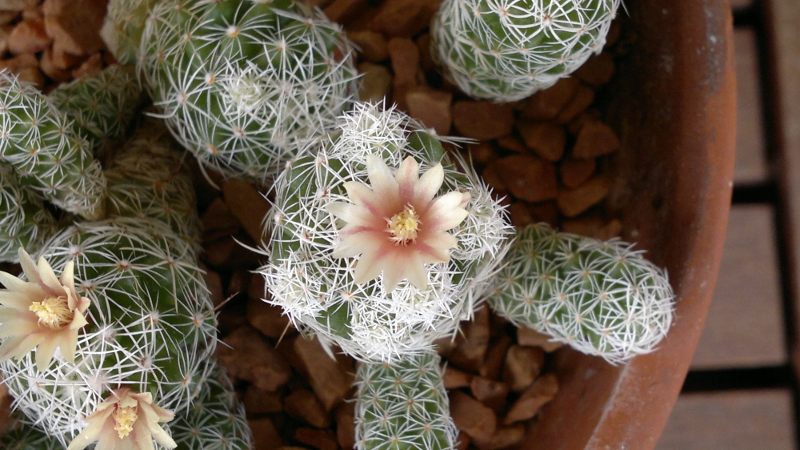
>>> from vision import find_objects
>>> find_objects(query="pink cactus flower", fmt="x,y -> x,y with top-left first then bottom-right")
0,248 -> 90,371
67,387 -> 176,450
326,154 -> 470,291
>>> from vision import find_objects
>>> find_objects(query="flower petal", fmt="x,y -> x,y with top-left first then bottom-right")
343,181 -> 384,216
326,202 -> 379,229
413,162 -> 444,207
0,316 -> 38,338
424,191 -> 469,231
331,231 -> 384,259
35,335 -> 59,371
352,244 -> 389,286
17,248 -> 41,287
37,256 -> 64,296
405,253 -> 429,290
366,154 -> 399,202
0,290 -> 37,310
395,156 -> 419,201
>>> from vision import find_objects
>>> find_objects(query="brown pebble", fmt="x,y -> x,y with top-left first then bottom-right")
335,401 -> 356,450
504,373 -> 559,424
50,40 -> 85,69
495,135 -> 527,154
520,77 -> 580,121
480,334 -> 513,380
561,215 -> 606,237
43,0 -> 107,55
0,12 -> 18,26
243,386 -> 283,415
285,389 -> 331,428
250,418 -> 283,450
443,365 -> 474,389
572,120 -> 620,158
0,0 -> 37,11
455,432 -> 471,450
348,30 -> 388,62
555,84 -> 595,124
448,306 -> 491,372
494,154 -> 558,203
15,66 -> 44,89
292,335 -> 354,412
516,327 -> 563,352
367,0 -> 437,38
560,157 -> 596,189
294,428 -> 339,450
388,37 -> 421,110
405,86 -> 452,135
567,111 -> 602,135
469,141 -> 495,166
470,376 -> 509,412
71,52 -> 102,78
502,345 -> 545,392
357,62 -> 392,103
201,197 -> 242,242
323,0 -> 367,23
449,390 -> 497,442
247,298 -> 293,340
528,201 -> 559,226
573,52 -> 615,87
472,424 -> 526,450
594,218 -> 623,241
8,18 -> 51,55
39,47 -> 72,83
508,202 -> 535,228
222,178 -> 271,244
202,268 -> 225,307
452,100 -> 514,140
416,33 -> 435,72
516,121 -> 566,162
557,174 -> 613,217
0,53 -> 37,75
216,325 -> 292,391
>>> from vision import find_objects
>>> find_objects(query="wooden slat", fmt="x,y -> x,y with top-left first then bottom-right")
767,0 -> 800,370
691,205 -> 787,369
733,27 -> 768,185
655,389 -> 796,450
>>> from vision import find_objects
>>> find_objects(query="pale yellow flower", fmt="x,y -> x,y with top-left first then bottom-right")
326,155 -> 470,291
0,248 -> 90,371
68,387 -> 177,450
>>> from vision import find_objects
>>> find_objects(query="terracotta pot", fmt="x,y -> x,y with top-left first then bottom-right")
519,1 -> 737,449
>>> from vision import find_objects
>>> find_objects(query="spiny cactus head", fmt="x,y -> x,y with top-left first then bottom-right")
431,0 -> 621,102
261,102 -> 512,362
0,164 -> 59,263
488,222 -> 675,364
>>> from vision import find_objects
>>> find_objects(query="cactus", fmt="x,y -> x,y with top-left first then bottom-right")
48,65 -> 144,156
131,0 -> 359,183
354,351 -> 457,450
0,164 -> 59,263
487,222 -> 674,364
2,358 -> 251,450
0,216 -> 217,446
0,73 -> 106,220
261,102 -> 512,362
430,0 -> 621,102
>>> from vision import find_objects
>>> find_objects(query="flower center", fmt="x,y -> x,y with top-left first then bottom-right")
29,296 -> 73,330
113,405 -> 138,439
387,205 -> 420,245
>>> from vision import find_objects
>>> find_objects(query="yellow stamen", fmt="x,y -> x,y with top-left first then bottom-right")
387,205 -> 420,245
113,405 -> 138,439
29,296 -> 73,330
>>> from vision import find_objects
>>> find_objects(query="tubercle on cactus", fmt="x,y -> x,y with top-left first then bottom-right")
0,164 -> 59,263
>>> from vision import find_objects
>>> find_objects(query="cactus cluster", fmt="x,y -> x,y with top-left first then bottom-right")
0,164 -> 59,263
260,102 -> 512,362
431,0 -> 621,102
104,0 -> 361,183
488,222 -> 674,364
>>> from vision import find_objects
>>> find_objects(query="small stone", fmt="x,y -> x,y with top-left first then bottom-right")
481,162 -> 508,196
594,218 -> 623,241
560,157 -> 596,189
494,154 -> 558,203
495,135 -> 527,154
15,66 -> 44,90
448,306 -> 491,372
335,401 -> 356,449
247,298 -> 292,340
70,52 -> 102,78
528,201 -> 559,226
357,62 -> 392,103
367,0 -> 437,38
455,432 -> 471,450
573,52 -> 615,87
520,77 -> 580,121
503,373 -> 559,424
472,424 -> 526,450
516,327 -> 563,352
285,389 -> 330,428
452,100 -> 514,140
294,428 -> 339,450
8,18 -> 51,55
201,197 -> 242,242
516,121 -> 566,162
508,202 -> 535,228
323,0 -> 367,23
293,335 -> 355,411
388,37 -> 420,110
555,84 -> 595,124
557,174 -> 613,217
216,325 -> 292,391
0,0 -> 36,11
0,12 -> 18,26
468,141 -> 495,165
347,30 -> 388,62
50,40 -> 84,69
416,33 -> 434,71
43,0 -> 107,55
572,120 -> 620,158
470,376 -> 509,412
39,47 -> 72,83
449,390 -> 497,442
222,178 -> 271,245
243,386 -> 283,414
405,86 -> 452,135
248,272 -> 266,301
250,417 -> 283,450
561,215 -> 606,237
202,268 -> 225,307
443,365 -> 474,389
480,333 -> 513,380
502,345 -> 545,392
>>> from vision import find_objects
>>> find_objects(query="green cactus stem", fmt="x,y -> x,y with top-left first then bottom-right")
487,222 -> 674,364
0,164 -> 59,263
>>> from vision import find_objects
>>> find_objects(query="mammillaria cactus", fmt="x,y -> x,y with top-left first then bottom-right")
0,217 -> 217,448
123,0 -> 360,183
487,222 -> 675,364
430,0 -> 621,102
261,102 -> 512,362
0,73 -> 106,219
0,164 -> 59,263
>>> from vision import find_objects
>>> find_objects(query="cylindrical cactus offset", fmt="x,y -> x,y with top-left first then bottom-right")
0,164 -> 59,263
2,358 -> 252,450
354,351 -> 457,450
430,0 -> 621,102
48,64 -> 144,156
136,0 -> 360,183
261,102 -> 512,362
0,217 -> 217,446
0,73 -> 106,220
487,222 -> 674,364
